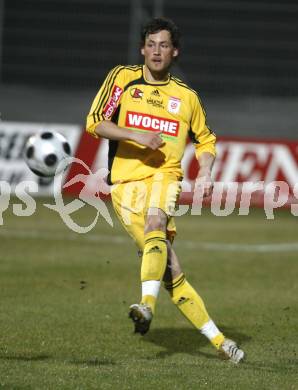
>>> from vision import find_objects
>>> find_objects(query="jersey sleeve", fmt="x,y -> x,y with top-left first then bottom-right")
86,65 -> 125,138
189,94 -> 216,158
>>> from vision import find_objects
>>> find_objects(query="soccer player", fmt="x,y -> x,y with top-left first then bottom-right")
86,17 -> 244,363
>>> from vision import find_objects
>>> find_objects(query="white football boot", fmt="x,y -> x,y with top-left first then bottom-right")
219,338 -> 245,364
129,303 -> 153,335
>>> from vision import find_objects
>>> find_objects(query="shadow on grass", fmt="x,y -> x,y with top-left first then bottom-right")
0,352 -> 116,368
141,325 -> 251,359
69,357 -> 116,367
0,354 -> 50,362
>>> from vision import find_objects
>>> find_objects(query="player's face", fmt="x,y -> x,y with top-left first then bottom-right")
141,30 -> 179,79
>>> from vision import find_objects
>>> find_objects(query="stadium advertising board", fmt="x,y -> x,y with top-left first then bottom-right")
65,133 -> 298,208
181,136 -> 298,207
1,121 -> 297,209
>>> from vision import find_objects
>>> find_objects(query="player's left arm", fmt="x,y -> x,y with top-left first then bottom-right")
196,152 -> 215,197
189,93 -> 216,197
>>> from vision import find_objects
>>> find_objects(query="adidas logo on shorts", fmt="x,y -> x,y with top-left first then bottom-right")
145,245 -> 162,255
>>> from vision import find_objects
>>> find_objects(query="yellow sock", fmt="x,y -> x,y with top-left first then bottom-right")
141,295 -> 157,314
165,274 -> 225,349
140,230 -> 167,313
210,333 -> 225,349
165,274 -> 210,327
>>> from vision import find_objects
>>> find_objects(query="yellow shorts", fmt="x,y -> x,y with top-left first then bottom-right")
111,172 -> 182,250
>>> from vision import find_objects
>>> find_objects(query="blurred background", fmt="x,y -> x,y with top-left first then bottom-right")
0,0 -> 297,139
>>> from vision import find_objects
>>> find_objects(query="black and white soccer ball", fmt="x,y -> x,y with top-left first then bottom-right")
24,131 -> 72,177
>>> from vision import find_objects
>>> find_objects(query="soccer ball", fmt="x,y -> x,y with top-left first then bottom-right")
24,131 -> 72,177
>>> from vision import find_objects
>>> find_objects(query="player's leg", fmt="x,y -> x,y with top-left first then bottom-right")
129,207 -> 169,334
163,244 -> 224,348
126,207 -> 170,335
134,173 -> 181,321
110,181 -> 147,249
163,244 -> 244,363
139,208 -> 168,312
111,181 -> 163,334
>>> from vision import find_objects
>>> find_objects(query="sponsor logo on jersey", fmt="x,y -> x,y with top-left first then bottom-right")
125,111 -> 179,136
130,87 -> 143,99
146,97 -> 164,109
151,89 -> 160,96
168,96 -> 181,114
103,85 -> 123,119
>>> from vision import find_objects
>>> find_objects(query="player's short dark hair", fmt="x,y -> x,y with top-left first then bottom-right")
140,17 -> 181,48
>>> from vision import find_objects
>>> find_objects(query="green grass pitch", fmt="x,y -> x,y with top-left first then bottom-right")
0,199 -> 297,389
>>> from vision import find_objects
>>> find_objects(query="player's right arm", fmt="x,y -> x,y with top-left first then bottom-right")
86,65 -> 163,150
95,120 -> 163,151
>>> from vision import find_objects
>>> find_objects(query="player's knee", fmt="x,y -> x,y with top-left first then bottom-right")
145,209 -> 167,233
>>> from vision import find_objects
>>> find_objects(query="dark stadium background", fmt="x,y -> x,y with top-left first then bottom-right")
0,0 -> 297,140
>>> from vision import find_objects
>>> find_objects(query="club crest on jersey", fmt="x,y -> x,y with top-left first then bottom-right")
168,96 -> 181,114
103,85 -> 123,119
130,87 -> 143,99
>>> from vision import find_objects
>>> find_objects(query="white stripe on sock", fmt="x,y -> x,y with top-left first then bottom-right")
200,319 -> 221,340
142,280 -> 161,298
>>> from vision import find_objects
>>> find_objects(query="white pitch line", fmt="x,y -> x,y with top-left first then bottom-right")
1,229 -> 298,253
182,241 -> 298,253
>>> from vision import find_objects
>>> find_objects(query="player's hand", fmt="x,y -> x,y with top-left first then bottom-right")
195,169 -> 214,198
130,131 -> 164,150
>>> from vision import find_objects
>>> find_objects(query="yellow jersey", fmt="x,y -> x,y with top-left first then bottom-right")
86,65 -> 216,184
